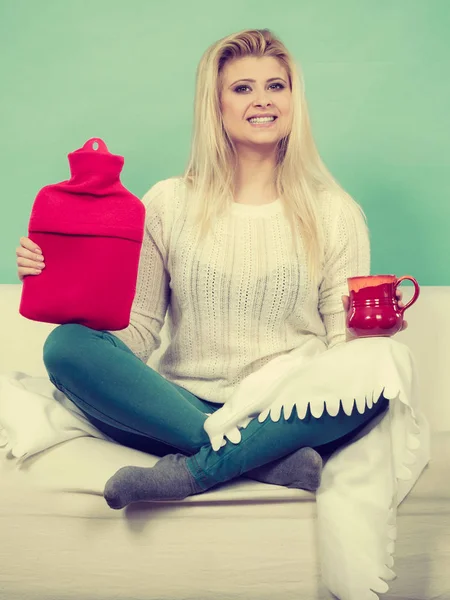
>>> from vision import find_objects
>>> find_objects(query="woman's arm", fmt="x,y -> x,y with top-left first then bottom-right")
111,181 -> 171,363
318,192 -> 370,348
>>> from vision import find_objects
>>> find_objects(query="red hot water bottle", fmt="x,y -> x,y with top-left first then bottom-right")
20,138 -> 145,330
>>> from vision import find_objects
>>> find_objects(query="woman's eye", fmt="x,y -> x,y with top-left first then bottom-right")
234,83 -> 285,93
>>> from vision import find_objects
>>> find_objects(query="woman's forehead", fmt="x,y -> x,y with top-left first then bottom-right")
221,56 -> 287,84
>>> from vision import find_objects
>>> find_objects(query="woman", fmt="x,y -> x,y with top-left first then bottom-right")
16,29 -> 406,510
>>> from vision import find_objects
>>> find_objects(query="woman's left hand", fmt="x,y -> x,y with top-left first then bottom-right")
341,289 -> 408,342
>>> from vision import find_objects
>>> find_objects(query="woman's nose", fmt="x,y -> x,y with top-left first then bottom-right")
252,88 -> 272,107
253,97 -> 271,108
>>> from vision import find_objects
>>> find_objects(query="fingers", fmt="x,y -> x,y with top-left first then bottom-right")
341,294 -> 349,312
16,248 -> 44,267
18,269 -> 41,282
19,236 -> 42,254
17,256 -> 45,270
395,288 -> 404,308
17,237 -> 45,281
18,267 -> 43,281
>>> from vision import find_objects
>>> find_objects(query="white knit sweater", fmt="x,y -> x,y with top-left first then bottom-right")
113,177 -> 370,404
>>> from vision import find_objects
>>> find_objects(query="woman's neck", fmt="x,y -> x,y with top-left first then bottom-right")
233,147 -> 278,205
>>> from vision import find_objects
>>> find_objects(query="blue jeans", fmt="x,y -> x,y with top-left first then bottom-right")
43,324 -> 389,490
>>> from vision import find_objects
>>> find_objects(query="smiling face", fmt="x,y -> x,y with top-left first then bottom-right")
219,55 -> 293,150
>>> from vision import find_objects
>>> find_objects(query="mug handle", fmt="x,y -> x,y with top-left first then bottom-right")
395,276 -> 420,312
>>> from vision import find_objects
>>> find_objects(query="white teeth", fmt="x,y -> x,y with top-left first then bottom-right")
248,116 -> 276,124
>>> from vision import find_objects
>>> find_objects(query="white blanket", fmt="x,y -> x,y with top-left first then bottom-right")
0,336 -> 430,600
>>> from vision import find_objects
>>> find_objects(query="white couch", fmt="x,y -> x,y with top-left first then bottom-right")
1,283 -> 449,600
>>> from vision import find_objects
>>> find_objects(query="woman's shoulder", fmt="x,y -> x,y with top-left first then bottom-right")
140,177 -> 189,243
141,176 -> 188,209
316,185 -> 367,229
317,185 -> 356,210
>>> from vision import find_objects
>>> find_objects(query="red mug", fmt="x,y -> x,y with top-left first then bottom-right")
346,275 -> 420,337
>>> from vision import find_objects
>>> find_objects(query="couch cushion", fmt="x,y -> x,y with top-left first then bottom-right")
0,434 -> 316,518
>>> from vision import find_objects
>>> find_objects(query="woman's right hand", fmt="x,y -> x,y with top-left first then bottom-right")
16,237 -> 45,281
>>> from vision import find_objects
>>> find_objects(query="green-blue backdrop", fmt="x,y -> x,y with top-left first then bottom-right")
1,0 -> 449,284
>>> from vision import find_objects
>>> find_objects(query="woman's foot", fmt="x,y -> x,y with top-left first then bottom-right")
104,446 -> 323,510
104,454 -> 203,509
246,447 -> 323,491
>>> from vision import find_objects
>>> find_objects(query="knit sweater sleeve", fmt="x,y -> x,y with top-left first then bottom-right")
110,180 -> 171,363
318,191 -> 371,349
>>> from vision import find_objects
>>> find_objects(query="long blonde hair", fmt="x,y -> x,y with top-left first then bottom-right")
183,28 -> 367,283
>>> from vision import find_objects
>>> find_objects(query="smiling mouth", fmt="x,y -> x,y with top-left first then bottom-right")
247,116 -> 278,124
247,118 -> 278,130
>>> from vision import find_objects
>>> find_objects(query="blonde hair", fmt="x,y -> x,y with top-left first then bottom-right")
183,28 -> 367,283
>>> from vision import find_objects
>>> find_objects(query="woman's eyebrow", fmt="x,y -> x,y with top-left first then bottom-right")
229,77 -> 287,87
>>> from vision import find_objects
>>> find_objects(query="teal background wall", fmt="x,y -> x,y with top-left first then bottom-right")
1,0 -> 449,284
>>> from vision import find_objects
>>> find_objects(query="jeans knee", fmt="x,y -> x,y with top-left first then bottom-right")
43,323 -> 89,376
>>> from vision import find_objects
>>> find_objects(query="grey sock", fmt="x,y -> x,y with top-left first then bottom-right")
104,454 -> 204,510
246,447 -> 323,492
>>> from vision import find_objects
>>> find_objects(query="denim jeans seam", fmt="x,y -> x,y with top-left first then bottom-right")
187,454 -> 216,490
199,415 -> 275,482
188,416 -> 276,488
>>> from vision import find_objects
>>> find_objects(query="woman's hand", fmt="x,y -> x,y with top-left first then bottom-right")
341,289 -> 408,342
16,237 -> 45,281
